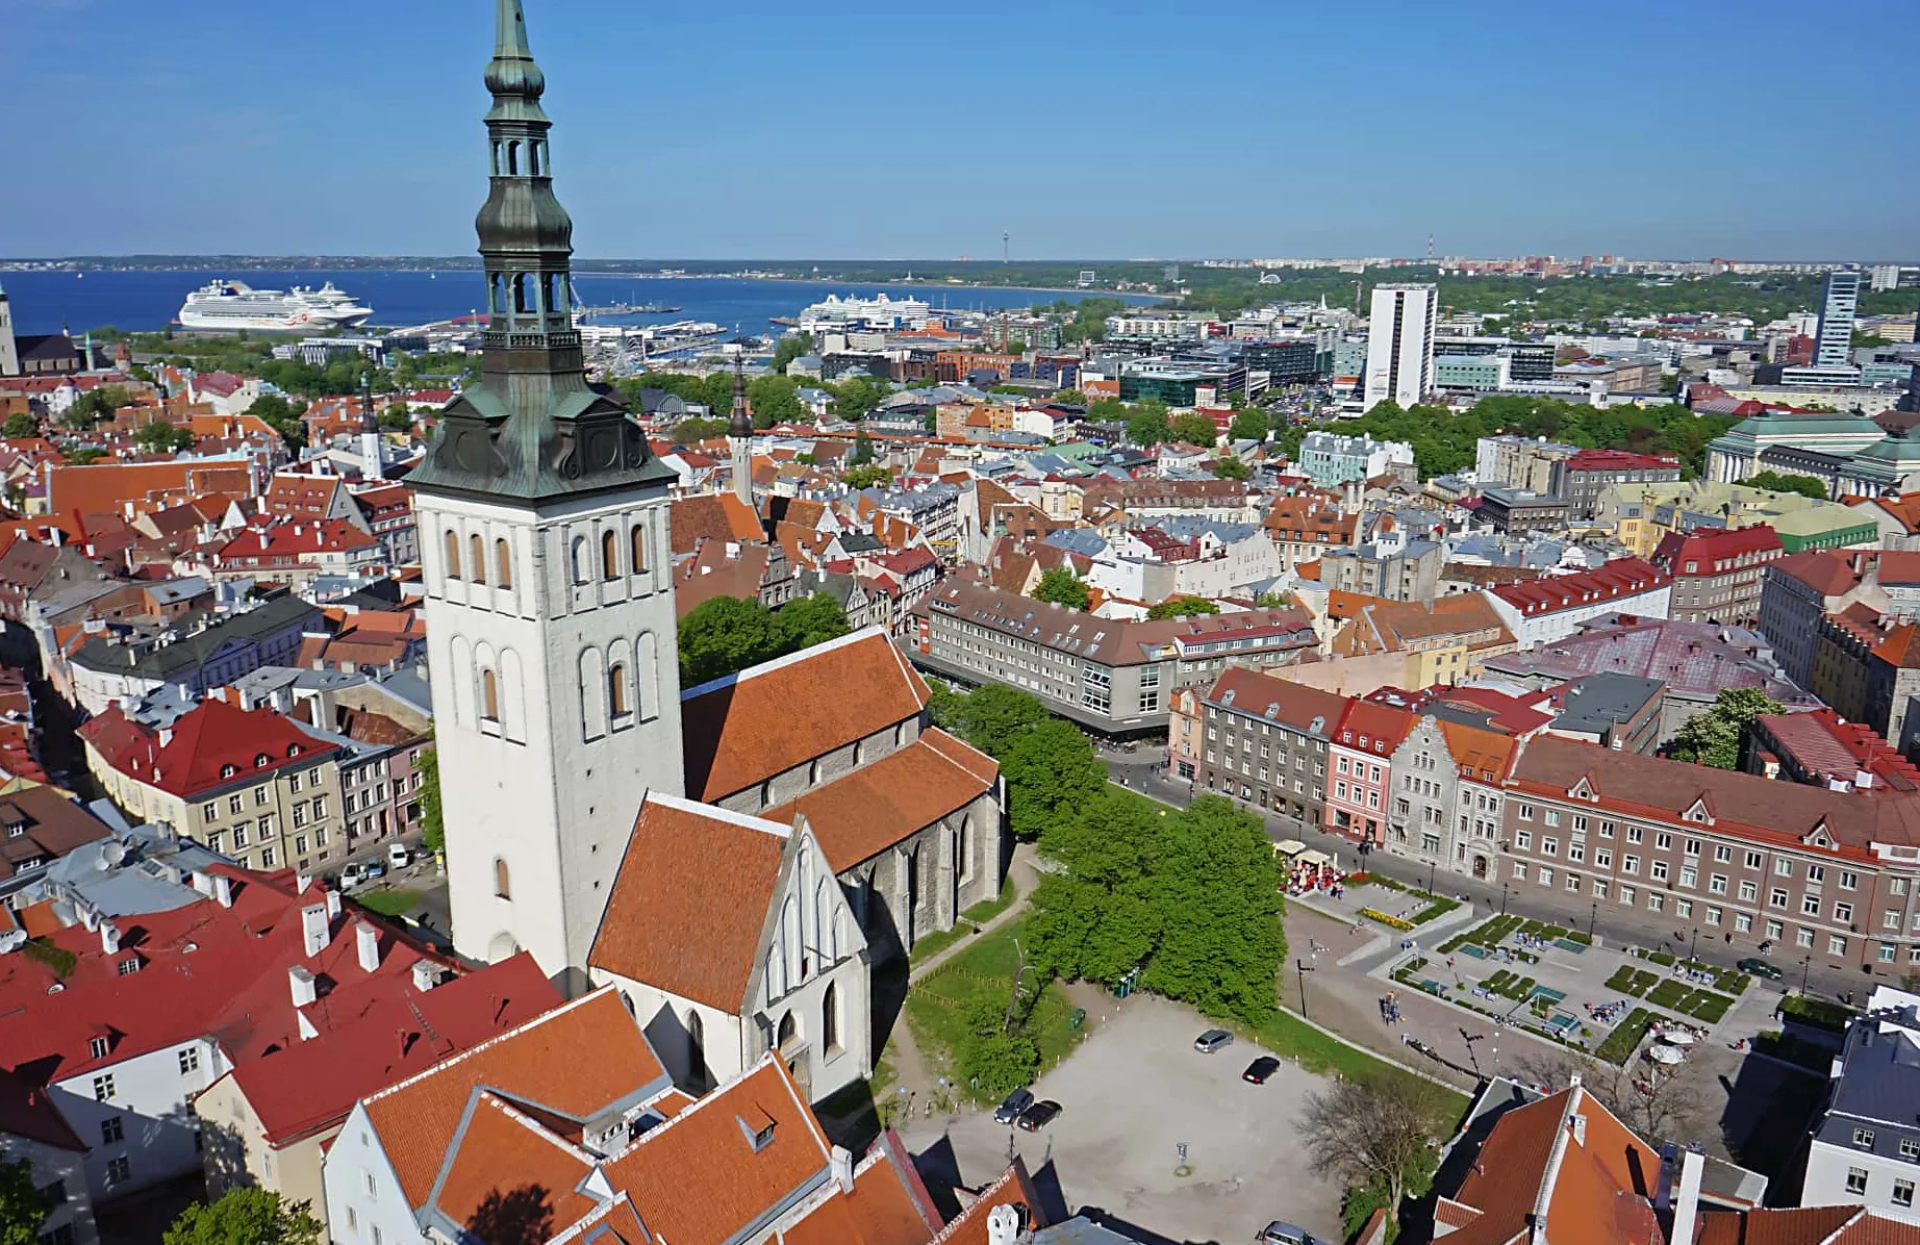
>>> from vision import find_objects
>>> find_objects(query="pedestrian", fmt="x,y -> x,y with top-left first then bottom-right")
1448,955 -> 1456,969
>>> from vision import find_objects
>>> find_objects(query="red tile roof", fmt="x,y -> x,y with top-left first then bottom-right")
79,699 -> 334,799
1494,559 -> 1671,616
1652,525 -> 1784,577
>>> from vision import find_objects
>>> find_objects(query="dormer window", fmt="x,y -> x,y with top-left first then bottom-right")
89,1036 -> 109,1059
220,764 -> 236,779
287,744 -> 301,758
255,754 -> 270,768
753,1122 -> 775,1150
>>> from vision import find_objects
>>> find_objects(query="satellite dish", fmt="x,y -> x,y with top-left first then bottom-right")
101,842 -> 128,867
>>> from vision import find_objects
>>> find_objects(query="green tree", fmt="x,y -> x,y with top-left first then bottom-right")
1001,719 -> 1106,842
416,744 -> 444,855
1169,411 -> 1218,446
774,593 -> 851,653
1296,1074 -> 1446,1233
678,595 -> 786,687
1,414 -> 35,438
163,1189 -> 323,1245
378,403 -> 413,432
1669,687 -> 1784,770
955,995 -> 1040,1098
0,1156 -> 51,1245
133,422 -> 195,453
849,432 -> 875,466
1229,408 -> 1269,443
1745,470 -> 1829,500
746,374 -> 803,428
843,464 -> 894,489
1033,567 -> 1091,611
1213,455 -> 1250,481
1146,595 -> 1219,620
666,417 -> 729,443
245,393 -> 307,450
769,333 -> 814,375
701,371 -> 737,417
1086,398 -> 1129,424
935,682 -> 1049,757
1126,402 -> 1173,446
833,375 -> 891,422
1051,389 -> 1087,406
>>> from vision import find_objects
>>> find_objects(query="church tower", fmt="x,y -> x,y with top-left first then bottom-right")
728,363 -> 753,506
410,0 -> 683,983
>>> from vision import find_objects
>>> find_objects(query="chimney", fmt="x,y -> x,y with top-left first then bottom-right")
100,923 -> 120,954
325,887 -> 342,920
830,1145 -> 854,1195
213,874 -> 234,907
300,903 -> 328,958
288,965 -> 317,1008
1672,1145 -> 1705,1245
986,1205 -> 1024,1245
297,873 -> 313,894
411,960 -> 441,992
356,922 -> 380,973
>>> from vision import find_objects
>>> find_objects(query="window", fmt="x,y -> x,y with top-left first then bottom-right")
200,801 -> 216,822
481,668 -> 500,722
1544,809 -> 1560,827
571,536 -> 589,584
1714,845 -> 1731,863
1596,849 -> 1612,869
823,980 -> 841,1053
496,538 -> 513,588
1746,850 -> 1763,869
262,847 -> 276,867
1538,866 -> 1554,887
93,1073 -> 114,1099
631,525 -> 649,574
228,795 -> 243,816
1801,895 -> 1819,917
101,1116 -> 123,1144
1656,832 -> 1672,850
1836,902 -> 1854,923
1648,892 -> 1664,913
494,858 -> 511,900
178,1046 -> 199,1075
469,533 -> 486,585
1900,1138 -> 1919,1161
1776,858 -> 1794,877
1542,838 -> 1559,857
312,795 -> 326,820
1512,862 -> 1528,880
1675,899 -> 1692,918
1626,825 -> 1643,844
1515,831 -> 1532,850
601,530 -> 620,580
1651,861 -> 1669,882
1830,935 -> 1848,956
1809,865 -> 1826,885
1771,887 -> 1789,908
1739,879 -> 1757,901
444,530 -> 461,580
1620,886 -> 1636,906
609,664 -> 630,717
105,1157 -> 130,1187
1517,803 -> 1534,821
1710,874 -> 1727,895
1897,1180 -> 1915,1209
1848,1167 -> 1869,1195
1623,855 -> 1639,875
1842,871 -> 1859,891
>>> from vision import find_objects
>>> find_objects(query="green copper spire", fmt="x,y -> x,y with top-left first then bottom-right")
408,0 -> 669,504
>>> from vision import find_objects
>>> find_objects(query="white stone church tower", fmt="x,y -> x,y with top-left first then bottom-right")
410,0 -> 684,984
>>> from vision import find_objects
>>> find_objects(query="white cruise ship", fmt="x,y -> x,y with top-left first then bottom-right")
794,291 -> 932,334
176,279 -> 374,331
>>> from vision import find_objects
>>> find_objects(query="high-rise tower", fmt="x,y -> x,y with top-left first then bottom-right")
410,0 -> 684,983
1815,270 -> 1861,369
1362,282 -> 1438,411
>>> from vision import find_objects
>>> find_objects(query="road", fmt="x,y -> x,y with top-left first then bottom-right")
1099,742 -> 1867,1005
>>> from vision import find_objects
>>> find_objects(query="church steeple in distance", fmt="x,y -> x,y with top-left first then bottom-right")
729,360 -> 753,506
408,0 -> 671,504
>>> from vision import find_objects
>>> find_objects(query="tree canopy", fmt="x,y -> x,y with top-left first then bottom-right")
1033,567 -> 1091,611
134,421 -> 195,453
1212,455 -> 1250,480
676,593 -> 850,687
843,464 -> 893,489
1669,687 -> 1783,770
1125,402 -> 1172,447
1,414 -> 35,438
416,745 -> 444,855
1229,408 -> 1269,443
0,1157 -> 50,1245
1744,470 -> 1829,500
163,1189 -> 323,1245
1296,1074 -> 1449,1235
769,333 -> 814,375
1146,595 -> 1220,620
1168,411 -> 1218,447
929,682 -> 1048,757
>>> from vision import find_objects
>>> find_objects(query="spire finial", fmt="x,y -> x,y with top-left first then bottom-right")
495,0 -> 531,58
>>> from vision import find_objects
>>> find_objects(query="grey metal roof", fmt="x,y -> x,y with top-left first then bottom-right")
1815,1013 -> 1920,1162
67,596 -> 321,680
1549,673 -> 1664,735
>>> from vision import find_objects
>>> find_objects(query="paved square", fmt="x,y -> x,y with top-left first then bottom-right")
901,995 -> 1345,1244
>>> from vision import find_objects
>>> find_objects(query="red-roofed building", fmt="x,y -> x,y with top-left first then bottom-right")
1750,709 -> 1920,794
261,471 -> 366,532
1553,448 -> 1683,520
209,519 -> 384,587
1652,525 -> 1785,624
1491,558 -> 1674,647
78,698 -> 344,876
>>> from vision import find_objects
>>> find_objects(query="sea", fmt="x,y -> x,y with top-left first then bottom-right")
0,269 -> 1161,338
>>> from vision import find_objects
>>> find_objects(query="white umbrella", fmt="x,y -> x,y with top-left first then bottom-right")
1660,1030 -> 1697,1046
1646,1044 -> 1685,1065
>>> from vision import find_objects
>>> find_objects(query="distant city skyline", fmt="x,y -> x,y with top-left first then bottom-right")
3,0 -> 1915,261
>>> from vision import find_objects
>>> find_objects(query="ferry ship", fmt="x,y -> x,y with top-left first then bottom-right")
176,279 -> 374,331
793,292 -> 931,334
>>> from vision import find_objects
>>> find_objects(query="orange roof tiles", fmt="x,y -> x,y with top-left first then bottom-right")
681,628 -> 929,803
763,730 -> 998,872
428,1091 -> 602,1236
589,795 -> 789,1012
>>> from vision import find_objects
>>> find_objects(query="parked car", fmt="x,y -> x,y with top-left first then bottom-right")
1737,958 -> 1783,980
363,861 -> 388,882
388,842 -> 411,869
1016,1100 -> 1062,1132
1242,1056 -> 1281,1084
338,863 -> 368,890
993,1088 -> 1035,1125
1259,1222 -> 1317,1245
1194,1029 -> 1235,1054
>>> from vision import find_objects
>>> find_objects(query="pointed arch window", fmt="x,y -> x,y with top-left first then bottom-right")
543,274 -> 560,321
443,530 -> 462,581
822,981 -> 840,1054
469,534 -> 486,585
493,857 -> 511,900
480,668 -> 500,722
528,141 -> 541,176
571,536 -> 590,585
495,538 -> 513,589
608,663 -> 629,718
686,1009 -> 706,1089
631,524 -> 649,574
601,530 -> 620,580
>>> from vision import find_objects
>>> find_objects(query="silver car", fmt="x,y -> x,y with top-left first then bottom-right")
1259,1222 -> 1317,1245
1194,1028 -> 1235,1054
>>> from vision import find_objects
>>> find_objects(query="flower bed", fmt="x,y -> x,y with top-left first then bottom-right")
1359,908 -> 1414,931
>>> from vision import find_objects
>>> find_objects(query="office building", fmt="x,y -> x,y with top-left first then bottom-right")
1363,283 -> 1438,409
1818,270 -> 1863,368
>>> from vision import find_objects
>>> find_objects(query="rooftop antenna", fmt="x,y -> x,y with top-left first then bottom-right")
1003,231 -> 1010,266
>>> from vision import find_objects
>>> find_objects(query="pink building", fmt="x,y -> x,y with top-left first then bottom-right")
1324,698 -> 1413,846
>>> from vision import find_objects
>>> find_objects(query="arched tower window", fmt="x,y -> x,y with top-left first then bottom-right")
601,530 -> 619,580
469,534 -> 486,585
505,140 -> 521,175
489,272 -> 504,315
443,530 -> 461,581
514,273 -> 534,315
544,274 -> 560,321
571,536 -> 589,584
528,141 -> 541,176
493,857 -> 511,899
776,1011 -> 798,1052
608,663 -> 629,717
481,668 -> 500,722
495,538 -> 513,588
631,524 -> 648,574
490,142 -> 502,176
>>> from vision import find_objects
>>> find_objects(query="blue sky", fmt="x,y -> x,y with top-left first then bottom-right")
4,0 -> 1915,260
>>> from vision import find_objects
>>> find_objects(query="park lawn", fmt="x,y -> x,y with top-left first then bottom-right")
352,888 -> 420,918
1594,1007 -> 1668,1065
907,877 -> 1019,964
904,918 -> 1085,1104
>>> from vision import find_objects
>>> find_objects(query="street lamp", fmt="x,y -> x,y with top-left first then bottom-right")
1427,856 -> 1438,897
1801,954 -> 1814,995
1588,902 -> 1598,941
1500,882 -> 1511,916
1296,959 -> 1317,1021
1688,927 -> 1700,966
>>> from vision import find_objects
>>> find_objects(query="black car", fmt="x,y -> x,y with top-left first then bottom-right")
993,1088 -> 1035,1125
1016,1100 -> 1062,1132
1243,1056 -> 1282,1084
1737,957 -> 1783,980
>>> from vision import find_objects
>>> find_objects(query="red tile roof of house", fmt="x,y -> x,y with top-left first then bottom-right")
590,795 -> 790,1012
1652,525 -> 1784,576
1770,550 -> 1867,599
1755,709 -> 1920,793
1332,698 -> 1415,756
681,628 -> 929,803
1493,558 -> 1670,616
1563,448 -> 1680,472
78,699 -> 336,799
215,519 -> 380,561
1697,1207 -> 1920,1245
48,460 -> 255,524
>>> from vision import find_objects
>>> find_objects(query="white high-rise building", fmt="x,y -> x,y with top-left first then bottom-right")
409,0 -> 685,984
1363,282 -> 1438,410
1816,270 -> 1862,368
0,283 -> 19,378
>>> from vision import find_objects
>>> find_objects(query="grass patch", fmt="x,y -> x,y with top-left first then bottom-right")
1410,895 -> 1463,925
352,888 -> 421,918
1480,969 -> 1538,1001
1780,995 -> 1857,1033
904,919 -> 1085,1105
1679,989 -> 1734,1024
908,877 -> 1019,964
1440,913 -> 1523,954
1594,1007 -> 1667,1065
1646,979 -> 1690,1010
1249,1010 -> 1471,1119
23,938 -> 76,979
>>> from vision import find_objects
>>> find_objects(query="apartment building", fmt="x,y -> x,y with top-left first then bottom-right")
1758,552 -> 1896,688
1489,558 -> 1673,649
1170,666 -> 1345,825
1652,525 -> 1786,624
913,579 -> 1316,731
1325,698 -> 1413,845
